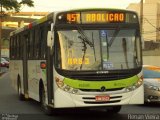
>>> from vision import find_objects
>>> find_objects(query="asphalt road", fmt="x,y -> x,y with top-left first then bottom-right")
0,72 -> 160,120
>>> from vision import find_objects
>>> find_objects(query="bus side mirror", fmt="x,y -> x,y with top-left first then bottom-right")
47,31 -> 54,49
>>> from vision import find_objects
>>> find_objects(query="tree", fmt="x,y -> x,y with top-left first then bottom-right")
0,0 -> 34,13
0,0 -> 34,72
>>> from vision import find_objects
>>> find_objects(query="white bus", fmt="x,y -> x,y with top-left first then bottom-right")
9,8 -> 144,114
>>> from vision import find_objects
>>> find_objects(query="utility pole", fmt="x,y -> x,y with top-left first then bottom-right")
140,0 -> 143,34
0,3 -> 2,72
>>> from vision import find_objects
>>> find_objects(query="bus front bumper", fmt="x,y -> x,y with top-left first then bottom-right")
54,85 -> 144,108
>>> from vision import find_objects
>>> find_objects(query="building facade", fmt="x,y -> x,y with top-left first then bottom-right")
127,0 -> 160,42
128,0 -> 160,66
1,12 -> 48,57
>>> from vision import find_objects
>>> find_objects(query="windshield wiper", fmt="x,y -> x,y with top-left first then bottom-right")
108,26 -> 120,47
77,26 -> 94,48
92,32 -> 96,62
122,38 -> 129,69
76,25 -> 95,70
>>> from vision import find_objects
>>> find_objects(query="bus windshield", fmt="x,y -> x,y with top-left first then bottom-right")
56,28 -> 141,71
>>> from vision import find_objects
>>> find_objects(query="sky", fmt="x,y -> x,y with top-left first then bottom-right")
20,0 -> 141,12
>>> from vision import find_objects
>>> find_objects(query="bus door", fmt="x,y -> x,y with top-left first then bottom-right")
22,33 -> 29,99
46,29 -> 54,105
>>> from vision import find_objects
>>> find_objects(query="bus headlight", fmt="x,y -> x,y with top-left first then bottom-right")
55,77 -> 79,94
126,76 -> 143,92
64,85 -> 71,91
63,85 -> 79,94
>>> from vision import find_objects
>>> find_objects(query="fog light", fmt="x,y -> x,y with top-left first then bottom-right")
72,89 -> 78,94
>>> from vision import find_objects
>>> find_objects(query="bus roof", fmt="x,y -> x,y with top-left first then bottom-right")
55,8 -> 138,15
10,8 -> 138,36
10,12 -> 54,36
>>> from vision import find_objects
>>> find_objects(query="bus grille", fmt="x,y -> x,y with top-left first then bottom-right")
80,87 -> 124,92
69,74 -> 134,81
56,68 -> 141,81
84,100 -> 121,104
82,96 -> 122,104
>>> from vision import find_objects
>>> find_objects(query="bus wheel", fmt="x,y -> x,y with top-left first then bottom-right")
40,85 -> 53,115
17,80 -> 25,101
107,106 -> 121,113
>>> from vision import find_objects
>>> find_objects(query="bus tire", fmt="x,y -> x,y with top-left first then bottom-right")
17,79 -> 25,101
40,85 -> 53,115
107,106 -> 121,113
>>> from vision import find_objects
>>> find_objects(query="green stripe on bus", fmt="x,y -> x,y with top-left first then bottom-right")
64,76 -> 139,89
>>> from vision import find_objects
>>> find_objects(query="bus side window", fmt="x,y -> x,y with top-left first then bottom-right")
34,27 -> 40,59
14,36 -> 17,59
18,35 -> 21,59
17,35 -> 19,59
24,33 -> 30,59
20,35 -> 23,59
31,29 -> 35,58
28,31 -> 32,59
10,37 -> 14,59
41,23 -> 47,59
12,36 -> 16,59
38,26 -> 44,58
28,31 -> 33,59
32,28 -> 37,59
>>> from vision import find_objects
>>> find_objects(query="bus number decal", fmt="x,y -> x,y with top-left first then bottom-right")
67,13 -> 80,22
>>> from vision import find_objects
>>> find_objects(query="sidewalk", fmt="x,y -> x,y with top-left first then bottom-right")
0,67 -> 8,77
0,71 -> 4,77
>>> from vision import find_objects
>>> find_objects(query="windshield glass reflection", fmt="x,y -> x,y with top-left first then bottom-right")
56,29 -> 141,71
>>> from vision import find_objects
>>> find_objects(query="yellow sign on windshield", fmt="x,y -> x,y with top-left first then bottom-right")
68,58 -> 90,65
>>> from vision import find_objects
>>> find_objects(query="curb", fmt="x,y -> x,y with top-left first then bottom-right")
0,72 -> 5,77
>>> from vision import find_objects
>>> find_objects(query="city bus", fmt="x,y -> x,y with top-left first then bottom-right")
9,8 -> 144,114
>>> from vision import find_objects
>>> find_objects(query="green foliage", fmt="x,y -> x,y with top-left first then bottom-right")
20,0 -> 34,7
0,0 -> 34,12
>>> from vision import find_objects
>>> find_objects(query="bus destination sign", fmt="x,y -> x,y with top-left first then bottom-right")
57,11 -> 138,24
67,13 -> 125,23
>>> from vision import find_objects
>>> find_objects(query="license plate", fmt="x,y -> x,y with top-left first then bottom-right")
95,96 -> 110,101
